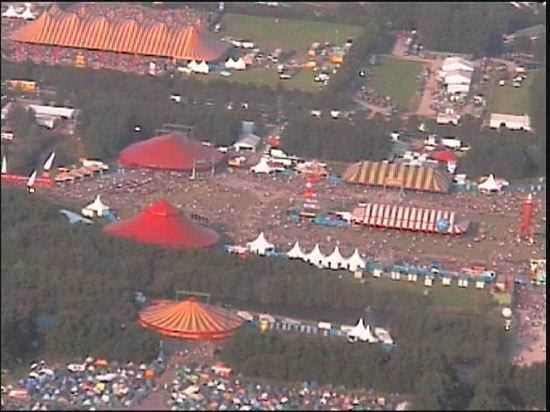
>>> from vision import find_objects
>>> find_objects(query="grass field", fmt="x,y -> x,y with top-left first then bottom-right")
369,55 -> 423,111
221,14 -> 363,50
486,73 -> 535,116
191,68 -> 323,93
363,277 -> 495,315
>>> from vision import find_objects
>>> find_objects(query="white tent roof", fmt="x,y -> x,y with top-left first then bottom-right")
1,155 -> 7,174
2,5 -> 19,17
250,157 -> 273,174
305,244 -> 325,265
287,241 -> 305,259
325,245 -> 346,268
21,5 -> 36,20
247,232 -> 274,254
478,174 -> 502,192
345,249 -> 366,270
347,318 -> 367,338
233,57 -> 246,70
84,195 -> 110,214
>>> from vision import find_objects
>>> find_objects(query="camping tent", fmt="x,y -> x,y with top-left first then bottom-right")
139,298 -> 243,340
81,194 -> 110,217
305,244 -> 325,268
287,241 -> 306,259
324,245 -> 346,269
103,199 -> 220,249
478,174 -> 507,192
344,249 -> 366,272
246,232 -> 275,255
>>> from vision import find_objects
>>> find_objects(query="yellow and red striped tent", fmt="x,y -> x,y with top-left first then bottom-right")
342,161 -> 451,193
138,298 -> 243,341
10,7 -> 229,62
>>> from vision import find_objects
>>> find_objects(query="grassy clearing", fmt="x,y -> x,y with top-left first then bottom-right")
369,55 -> 423,111
221,14 -> 363,50
191,68 -> 323,93
486,73 -> 535,116
363,277 -> 494,314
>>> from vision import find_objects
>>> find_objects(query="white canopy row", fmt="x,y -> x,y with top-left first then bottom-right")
286,241 -> 366,272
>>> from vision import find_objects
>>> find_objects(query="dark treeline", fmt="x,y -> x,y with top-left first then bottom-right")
368,2 -> 546,57
2,186 -> 496,368
222,329 -> 546,411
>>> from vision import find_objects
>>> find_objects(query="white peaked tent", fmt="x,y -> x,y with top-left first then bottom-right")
193,61 -> 209,74
233,57 -> 246,70
305,244 -> 325,267
21,4 -> 36,20
345,249 -> 366,272
1,155 -> 7,174
287,241 -> 306,259
187,60 -> 199,70
251,157 -> 273,174
247,232 -> 275,255
225,57 -> 237,69
361,324 -> 378,343
347,318 -> 377,343
478,174 -> 502,192
2,5 -> 19,18
27,170 -> 37,188
81,195 -> 110,218
324,245 -> 346,269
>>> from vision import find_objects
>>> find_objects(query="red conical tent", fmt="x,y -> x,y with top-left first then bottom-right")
430,150 -> 457,163
138,298 -> 243,340
103,199 -> 220,249
119,133 -> 224,171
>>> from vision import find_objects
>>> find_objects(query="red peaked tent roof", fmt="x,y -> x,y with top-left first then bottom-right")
430,150 -> 457,163
138,298 -> 243,340
119,133 -> 224,171
103,199 -> 220,249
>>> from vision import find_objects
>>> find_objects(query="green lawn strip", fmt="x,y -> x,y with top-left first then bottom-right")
369,56 -> 423,111
486,73 -> 535,116
221,14 -> 363,50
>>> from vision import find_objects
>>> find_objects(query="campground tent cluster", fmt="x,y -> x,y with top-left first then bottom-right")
343,161 -> 452,193
103,199 -> 220,249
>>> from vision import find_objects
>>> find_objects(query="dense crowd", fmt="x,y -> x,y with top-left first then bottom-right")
513,283 -> 546,365
165,363 -> 405,411
1,358 -> 164,411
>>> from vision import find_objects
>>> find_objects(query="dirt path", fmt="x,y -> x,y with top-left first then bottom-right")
352,96 -> 391,118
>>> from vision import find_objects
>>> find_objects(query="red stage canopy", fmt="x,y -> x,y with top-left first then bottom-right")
119,133 -> 224,171
430,150 -> 457,163
139,298 -> 243,340
103,199 -> 220,249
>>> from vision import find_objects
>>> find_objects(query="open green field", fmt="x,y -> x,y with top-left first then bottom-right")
191,68 -> 323,93
486,73 -> 535,116
369,55 -> 423,111
221,14 -> 363,50
363,277 -> 495,315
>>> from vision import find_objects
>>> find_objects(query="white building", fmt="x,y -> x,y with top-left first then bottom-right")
441,57 -> 474,73
489,113 -> 531,131
446,83 -> 470,95
436,112 -> 460,125
444,70 -> 472,85
234,134 -> 261,152
28,104 -> 76,119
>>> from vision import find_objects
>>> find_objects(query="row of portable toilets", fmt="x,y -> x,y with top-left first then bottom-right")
247,319 -> 346,337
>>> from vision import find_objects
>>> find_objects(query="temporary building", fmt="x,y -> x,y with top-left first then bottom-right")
250,157 -> 274,174
224,57 -> 236,69
344,249 -> 366,272
82,195 -> 110,217
351,203 -> 469,235
103,199 -> 220,249
305,244 -> 325,268
21,5 -> 36,20
287,241 -> 306,259
10,7 -> 230,62
441,57 -> 474,73
447,83 -> 470,95
324,245 -> 347,270
246,232 -> 275,255
489,113 -> 531,131
444,70 -> 472,85
233,57 -> 246,70
139,298 -> 243,340
343,161 -> 452,193
478,174 -> 505,193
2,5 -> 19,18
119,133 -> 224,172
347,318 -> 377,343
430,150 -> 457,164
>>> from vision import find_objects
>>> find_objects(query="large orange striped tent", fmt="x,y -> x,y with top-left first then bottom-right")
343,161 -> 451,193
139,298 -> 243,340
10,6 -> 230,62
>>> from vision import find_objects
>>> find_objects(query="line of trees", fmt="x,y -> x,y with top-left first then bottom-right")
222,328 -> 546,410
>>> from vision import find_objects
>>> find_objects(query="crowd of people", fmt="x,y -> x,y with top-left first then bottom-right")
513,282 -> 546,366
1,357 -> 165,411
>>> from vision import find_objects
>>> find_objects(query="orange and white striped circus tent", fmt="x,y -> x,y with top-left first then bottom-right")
10,6 -> 230,62
138,298 -> 243,340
